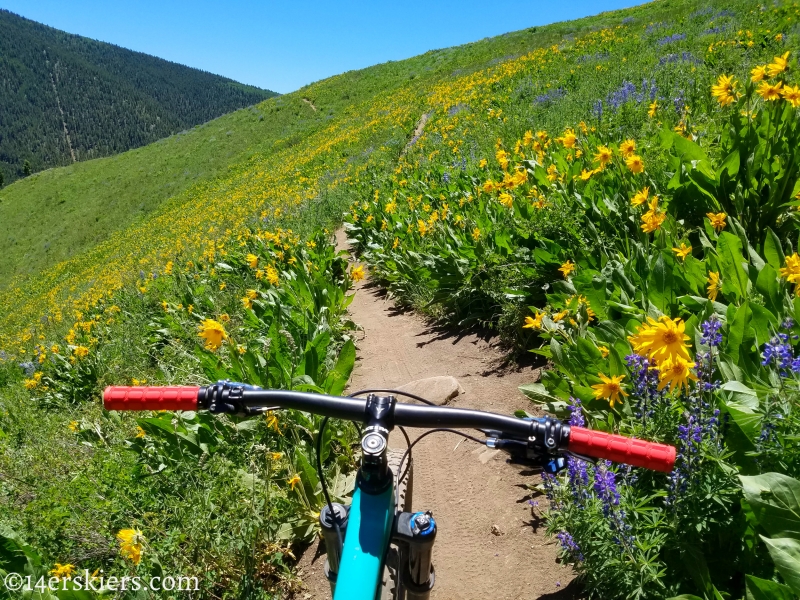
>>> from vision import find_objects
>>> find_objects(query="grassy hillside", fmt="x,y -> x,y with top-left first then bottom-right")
3,0 -> 800,598
0,9 -> 276,183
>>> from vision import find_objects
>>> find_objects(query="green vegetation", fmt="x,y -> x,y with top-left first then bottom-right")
0,9 -> 277,184
4,0 -> 800,598
345,0 -> 800,597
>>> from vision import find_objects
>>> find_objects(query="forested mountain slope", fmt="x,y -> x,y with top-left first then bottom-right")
0,9 -> 276,184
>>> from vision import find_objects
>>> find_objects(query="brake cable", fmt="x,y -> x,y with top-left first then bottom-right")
398,428 -> 484,486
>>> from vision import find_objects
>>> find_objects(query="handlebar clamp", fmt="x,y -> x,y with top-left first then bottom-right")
200,380 -> 263,414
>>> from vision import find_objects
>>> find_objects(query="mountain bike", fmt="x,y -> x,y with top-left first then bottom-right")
104,381 -> 676,600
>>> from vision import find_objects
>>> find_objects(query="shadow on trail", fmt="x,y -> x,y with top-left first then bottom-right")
536,579 -> 585,599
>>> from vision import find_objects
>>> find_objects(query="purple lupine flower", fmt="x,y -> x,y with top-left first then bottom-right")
673,90 -> 685,113
606,81 -> 637,109
592,100 -> 603,120
593,462 -> 620,514
534,88 -> 566,105
658,33 -> 687,46
442,172 -> 451,184
19,362 -> 37,376
762,334 -> 793,372
568,397 -> 585,427
700,317 -> 723,347
556,531 -> 584,561
782,318 -> 795,330
695,351 -> 720,391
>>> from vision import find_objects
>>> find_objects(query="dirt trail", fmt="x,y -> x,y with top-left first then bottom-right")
294,231 -> 576,599
302,98 -> 318,112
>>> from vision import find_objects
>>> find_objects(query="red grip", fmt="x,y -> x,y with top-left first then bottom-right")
568,426 -> 676,473
103,386 -> 200,411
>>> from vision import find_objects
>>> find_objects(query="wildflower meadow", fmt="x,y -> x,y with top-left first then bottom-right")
2,0 -> 800,598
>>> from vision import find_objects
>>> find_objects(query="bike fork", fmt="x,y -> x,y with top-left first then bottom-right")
395,511 -> 436,599
319,502 -> 349,595
319,506 -> 436,599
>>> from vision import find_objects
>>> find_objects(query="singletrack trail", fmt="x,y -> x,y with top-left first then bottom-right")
294,231 -> 576,599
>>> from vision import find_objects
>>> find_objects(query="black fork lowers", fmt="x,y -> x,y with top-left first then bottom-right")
394,511 -> 436,599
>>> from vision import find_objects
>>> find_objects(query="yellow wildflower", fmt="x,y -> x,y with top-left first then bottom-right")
350,265 -> 365,282
625,155 -> 644,174
767,51 -> 790,77
619,139 -> 636,158
559,260 -> 576,278
782,84 -> 800,108
558,129 -> 577,148
628,316 -> 691,365
751,65 -> 768,82
779,253 -> 800,283
73,346 -> 89,359
523,312 -> 544,330
591,373 -> 628,408
631,187 -> 650,207
672,242 -> 692,261
117,529 -> 144,565
479,158 -> 488,168
641,209 -> 665,233
656,356 -> 698,395
499,192 -> 514,208
552,310 -> 569,322
597,346 -> 609,359
288,474 -> 302,491
707,272 -> 721,302
648,101 -> 658,117
472,227 -> 481,241
593,146 -> 613,167
135,426 -> 146,439
758,81 -> 783,101
266,265 -> 280,286
50,563 -> 76,579
266,411 -> 280,432
706,212 -> 727,232
711,74 -> 737,106
198,319 -> 227,351
246,254 -> 258,269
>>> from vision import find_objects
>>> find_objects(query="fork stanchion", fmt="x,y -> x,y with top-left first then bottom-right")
394,511 -> 436,599
319,503 -> 349,594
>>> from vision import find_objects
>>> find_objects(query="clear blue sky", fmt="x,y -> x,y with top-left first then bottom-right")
0,0 -> 642,94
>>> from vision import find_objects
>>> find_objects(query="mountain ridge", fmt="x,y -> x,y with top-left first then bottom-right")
0,9 -> 277,183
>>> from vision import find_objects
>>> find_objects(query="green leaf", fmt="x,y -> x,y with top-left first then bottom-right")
750,304 -> 778,348
541,370 -> 572,400
756,264 -> 783,316
680,545 -> 726,600
323,339 -> 355,396
764,228 -> 786,272
295,450 -> 321,499
717,232 -> 749,300
740,473 -> 800,539
745,575 -> 794,600
719,148 -> 740,178
720,381 -> 759,410
518,383 -> 569,416
760,536 -> 800,594
726,301 -> 753,364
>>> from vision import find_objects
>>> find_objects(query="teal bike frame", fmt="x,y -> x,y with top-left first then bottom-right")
332,480 -> 396,599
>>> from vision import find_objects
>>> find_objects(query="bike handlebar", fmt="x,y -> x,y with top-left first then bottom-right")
103,385 -> 675,473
